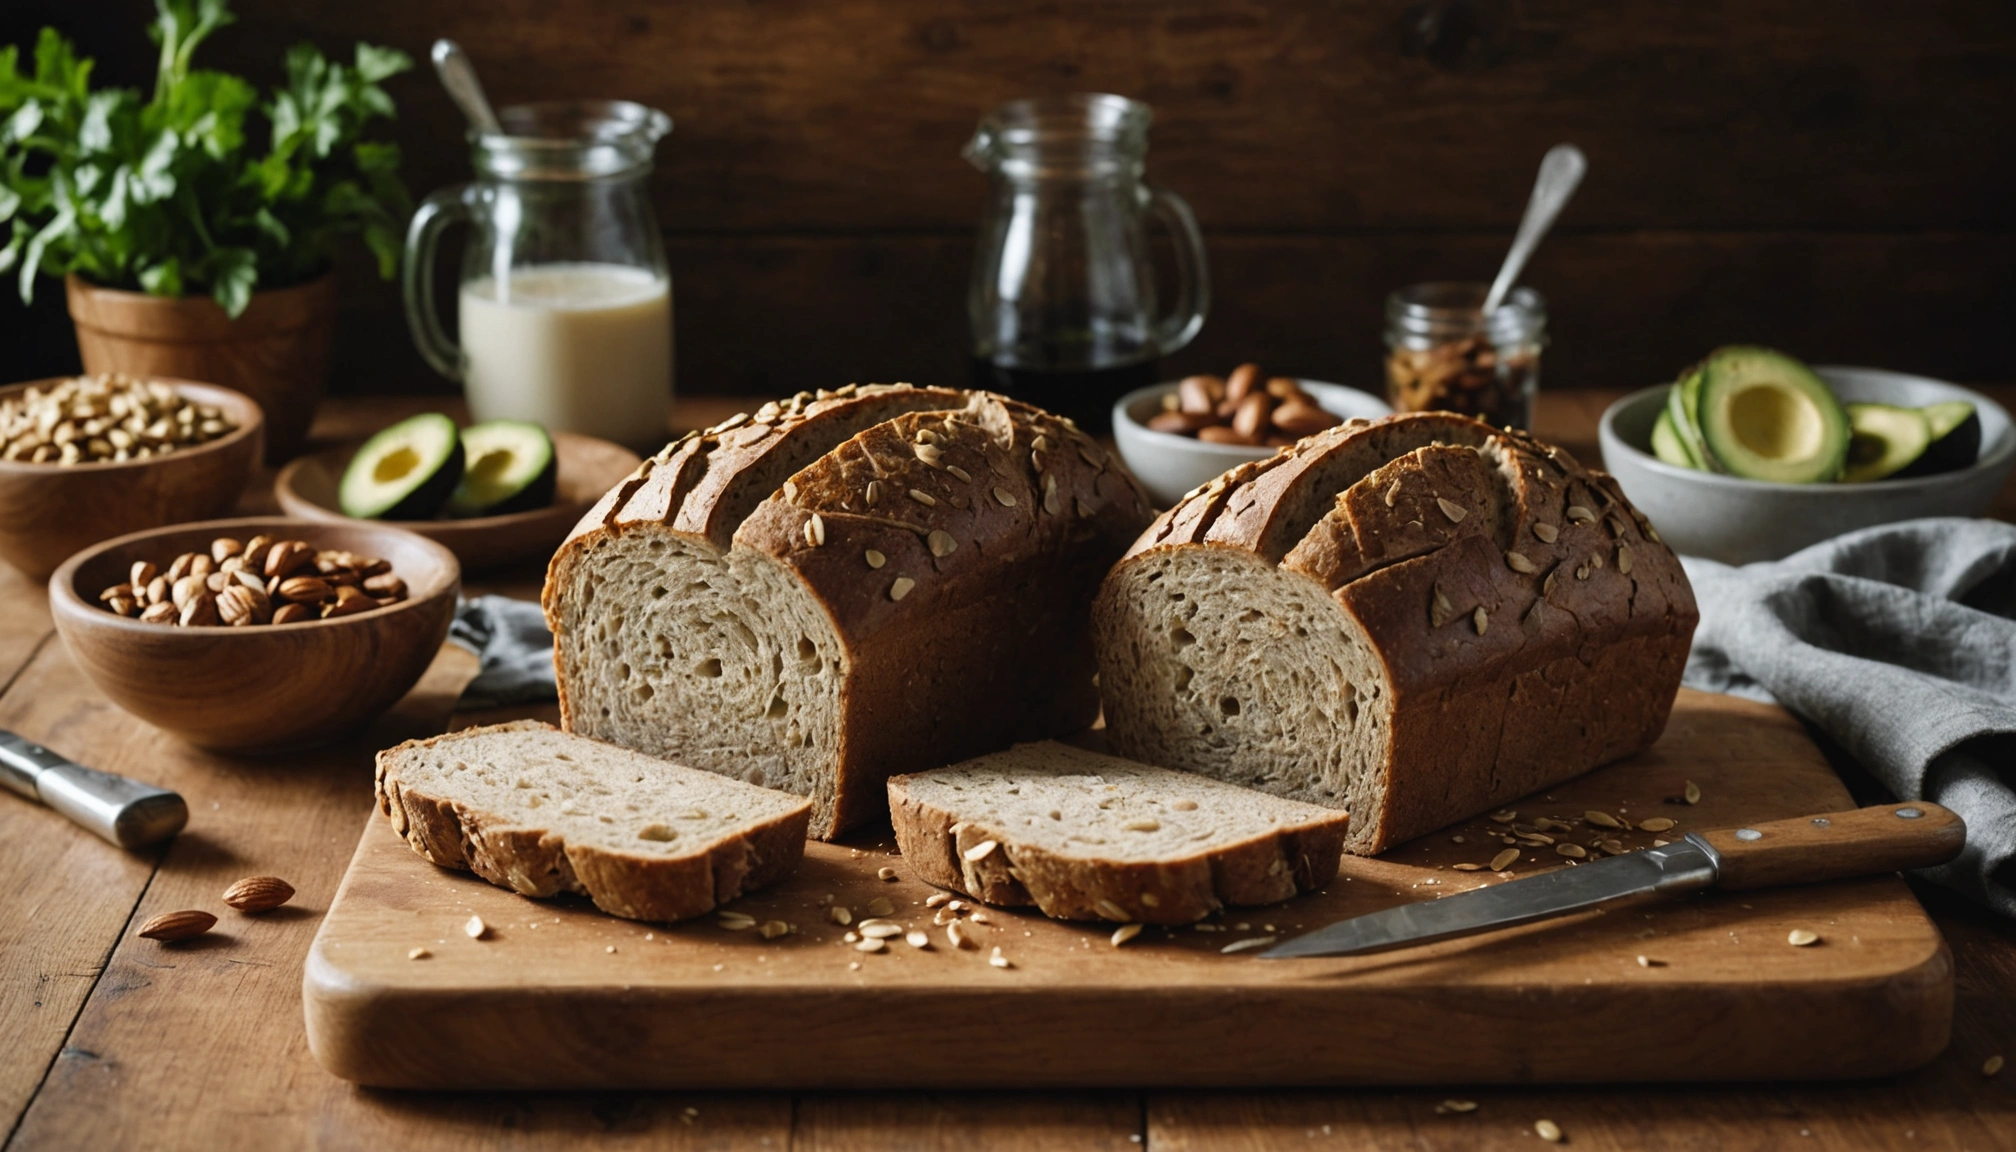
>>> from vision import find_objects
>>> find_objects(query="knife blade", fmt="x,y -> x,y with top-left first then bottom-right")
1261,801 -> 1965,960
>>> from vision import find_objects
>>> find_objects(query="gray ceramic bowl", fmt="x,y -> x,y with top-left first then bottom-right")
1113,380 -> 1392,507
1599,367 -> 2013,564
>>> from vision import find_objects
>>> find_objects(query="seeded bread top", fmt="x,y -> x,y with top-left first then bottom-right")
1116,412 -> 1696,697
734,393 -> 1151,639
889,741 -> 1350,864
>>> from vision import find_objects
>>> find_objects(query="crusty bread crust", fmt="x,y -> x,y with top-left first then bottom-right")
375,721 -> 812,923
544,386 -> 1154,838
888,745 -> 1350,926
1095,413 -> 1698,854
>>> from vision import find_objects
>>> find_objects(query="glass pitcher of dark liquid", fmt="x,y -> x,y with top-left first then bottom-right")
965,94 -> 1210,432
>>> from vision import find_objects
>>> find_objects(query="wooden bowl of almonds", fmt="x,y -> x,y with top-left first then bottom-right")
0,374 -> 265,580
50,517 -> 459,752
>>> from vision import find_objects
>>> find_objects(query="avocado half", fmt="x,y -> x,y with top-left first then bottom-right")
1895,400 -> 1981,478
445,420 -> 558,517
1841,403 -> 1933,483
1695,346 -> 1850,484
339,413 -> 465,520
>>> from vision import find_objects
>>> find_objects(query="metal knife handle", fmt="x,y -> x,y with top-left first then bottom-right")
0,730 -> 188,850
1696,802 -> 1964,891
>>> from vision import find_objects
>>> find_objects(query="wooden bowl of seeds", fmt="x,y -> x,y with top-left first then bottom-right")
0,375 -> 264,580
50,517 -> 459,753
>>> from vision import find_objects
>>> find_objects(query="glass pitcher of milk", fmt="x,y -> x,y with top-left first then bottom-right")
402,101 -> 673,451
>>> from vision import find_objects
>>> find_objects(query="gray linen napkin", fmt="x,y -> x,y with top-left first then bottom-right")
447,595 -> 561,709
1681,518 -> 2016,917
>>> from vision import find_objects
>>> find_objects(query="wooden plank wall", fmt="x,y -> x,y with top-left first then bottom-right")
3,0 -> 2012,398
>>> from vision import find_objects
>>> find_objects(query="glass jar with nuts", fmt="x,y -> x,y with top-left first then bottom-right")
97,535 -> 408,627
1384,283 -> 1547,430
1147,363 -> 1345,446
0,374 -> 239,465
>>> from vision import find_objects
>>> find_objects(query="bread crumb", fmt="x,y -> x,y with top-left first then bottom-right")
464,916 -> 487,940
605,945 -> 617,953
408,947 -> 431,960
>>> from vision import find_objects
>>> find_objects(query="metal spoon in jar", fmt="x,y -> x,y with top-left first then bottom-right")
1481,144 -> 1587,315
431,39 -> 503,137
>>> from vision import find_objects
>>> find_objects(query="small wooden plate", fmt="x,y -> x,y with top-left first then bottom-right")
275,431 -> 642,572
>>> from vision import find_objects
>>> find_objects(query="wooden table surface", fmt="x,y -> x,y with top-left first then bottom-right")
3,387 -> 2013,1151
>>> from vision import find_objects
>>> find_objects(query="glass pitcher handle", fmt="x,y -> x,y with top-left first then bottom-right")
401,184 -> 476,381
1146,185 -> 1211,355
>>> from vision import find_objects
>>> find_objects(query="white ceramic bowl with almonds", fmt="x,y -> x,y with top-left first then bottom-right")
50,517 -> 459,752
1112,373 -> 1393,507
0,375 -> 264,580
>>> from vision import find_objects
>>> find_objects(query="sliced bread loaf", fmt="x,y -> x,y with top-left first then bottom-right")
544,386 -> 1153,839
887,741 -> 1350,925
376,720 -> 813,922
1093,412 -> 1697,856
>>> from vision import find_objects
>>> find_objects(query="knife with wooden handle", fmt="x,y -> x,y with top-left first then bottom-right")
0,729 -> 187,850
1261,803 -> 1966,959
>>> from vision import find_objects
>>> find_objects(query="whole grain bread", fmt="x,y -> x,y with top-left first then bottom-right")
544,385 -> 1154,839
887,741 -> 1350,925
375,720 -> 812,922
1092,412 -> 1697,855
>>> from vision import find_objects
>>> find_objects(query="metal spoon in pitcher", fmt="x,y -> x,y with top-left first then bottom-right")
1481,144 -> 1587,315
431,39 -> 503,136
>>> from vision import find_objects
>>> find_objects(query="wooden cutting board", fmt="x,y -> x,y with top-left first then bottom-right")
303,690 -> 1951,1088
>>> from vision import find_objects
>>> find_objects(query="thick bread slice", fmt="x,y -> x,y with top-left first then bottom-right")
375,721 -> 812,922
545,386 -> 1153,839
887,741 -> 1350,925
1094,413 -> 1697,855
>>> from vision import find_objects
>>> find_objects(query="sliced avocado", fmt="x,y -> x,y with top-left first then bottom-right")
339,413 -> 464,520
1896,400 -> 1981,478
1665,366 -> 1716,470
1841,403 -> 1933,483
1696,346 -> 1850,484
445,420 -> 558,517
1650,407 -> 1701,469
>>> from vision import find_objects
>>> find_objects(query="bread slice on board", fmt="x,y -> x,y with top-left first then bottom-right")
544,385 -> 1153,840
1094,412 -> 1698,855
888,741 -> 1350,925
376,720 -> 813,923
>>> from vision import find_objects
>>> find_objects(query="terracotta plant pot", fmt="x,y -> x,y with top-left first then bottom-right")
66,273 -> 339,463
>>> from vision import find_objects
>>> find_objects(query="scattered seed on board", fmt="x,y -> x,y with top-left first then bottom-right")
1636,955 -> 1666,968
829,906 -> 853,925
465,915 -> 488,940
408,947 -> 431,960
1984,1054 -> 2005,1077
759,920 -> 791,939
1490,810 -> 1516,823
1556,843 -> 1587,859
1638,817 -> 1675,832
1585,810 -> 1622,829
925,893 -> 951,908
1111,924 -> 1144,947
856,937 -> 886,953
1684,780 -> 1702,804
905,930 -> 931,949
889,576 -> 916,601
1435,1100 -> 1478,1115
989,946 -> 1013,969
718,912 -> 756,930
1535,1118 -> 1563,1143
867,897 -> 896,917
1787,928 -> 1820,947
876,866 -> 899,881
963,839 -> 999,862
1452,863 -> 1485,872
1220,936 -> 1277,954
1489,848 -> 1520,871
947,920 -> 973,949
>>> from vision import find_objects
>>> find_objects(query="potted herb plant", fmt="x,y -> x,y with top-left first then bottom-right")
0,0 -> 412,460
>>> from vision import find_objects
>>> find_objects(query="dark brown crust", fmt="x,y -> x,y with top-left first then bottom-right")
374,721 -> 813,923
1098,413 -> 1698,854
887,769 -> 1349,926
543,386 -> 1155,838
